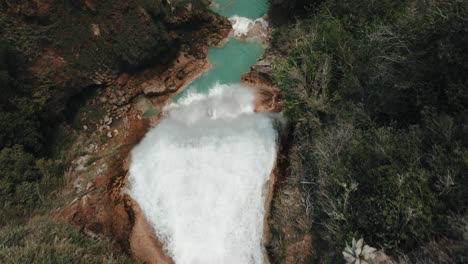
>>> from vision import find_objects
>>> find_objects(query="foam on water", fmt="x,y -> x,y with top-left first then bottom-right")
230,16 -> 255,36
229,16 -> 269,37
128,84 -> 277,264
172,39 -> 264,103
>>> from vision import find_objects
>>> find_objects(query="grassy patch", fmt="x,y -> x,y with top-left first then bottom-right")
0,217 -> 134,264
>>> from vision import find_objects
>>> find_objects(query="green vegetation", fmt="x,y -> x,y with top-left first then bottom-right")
0,40 -> 66,225
269,0 -> 468,262
0,217 -> 133,263
0,0 -> 212,214
0,0 -> 211,113
268,0 -> 324,23
0,0 -> 209,260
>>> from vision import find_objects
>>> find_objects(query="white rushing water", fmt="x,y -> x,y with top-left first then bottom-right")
128,84 -> 277,264
229,15 -> 269,37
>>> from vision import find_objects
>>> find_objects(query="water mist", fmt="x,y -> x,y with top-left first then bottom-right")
127,84 -> 277,264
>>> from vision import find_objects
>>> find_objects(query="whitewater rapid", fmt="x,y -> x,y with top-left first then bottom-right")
128,84 -> 277,264
229,15 -> 269,38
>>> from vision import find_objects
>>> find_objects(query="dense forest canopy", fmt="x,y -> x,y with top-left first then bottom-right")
269,0 -> 467,262
0,1 -> 209,262
0,0 -> 170,223
0,0 -> 213,222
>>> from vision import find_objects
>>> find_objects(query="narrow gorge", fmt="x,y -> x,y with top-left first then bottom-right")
127,1 -> 279,263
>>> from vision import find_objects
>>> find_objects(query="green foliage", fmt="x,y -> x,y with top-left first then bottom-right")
0,146 -> 65,225
0,40 -> 45,153
0,41 -> 15,101
141,0 -> 169,19
355,2 -> 468,125
0,0 -> 191,224
332,126 -> 436,248
0,38 -> 65,225
0,99 -> 43,152
268,0 -> 324,22
0,146 -> 40,222
271,0 -> 468,260
0,217 -> 134,263
0,0 -> 213,259
0,16 -> 44,58
47,0 -> 176,73
0,146 -> 41,196
0,39 -> 66,225
111,13 -> 172,70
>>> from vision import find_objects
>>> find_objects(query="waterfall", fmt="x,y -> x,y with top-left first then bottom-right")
229,16 -> 269,38
128,84 -> 277,264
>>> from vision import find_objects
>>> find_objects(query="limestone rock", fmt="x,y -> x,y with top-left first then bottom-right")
142,80 -> 167,96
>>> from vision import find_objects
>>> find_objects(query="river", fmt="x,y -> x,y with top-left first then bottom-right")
127,1 -> 275,263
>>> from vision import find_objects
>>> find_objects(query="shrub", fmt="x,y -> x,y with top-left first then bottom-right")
0,217 -> 134,263
270,0 -> 468,260
0,146 -> 65,225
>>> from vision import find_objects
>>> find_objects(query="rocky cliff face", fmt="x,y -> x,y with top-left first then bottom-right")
2,0 -> 232,261
1,0 -> 229,117
52,58 -> 283,263
1,1 -> 295,262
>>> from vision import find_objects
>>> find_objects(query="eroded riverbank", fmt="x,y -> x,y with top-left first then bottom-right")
55,1 -> 284,263
127,0 -> 282,263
